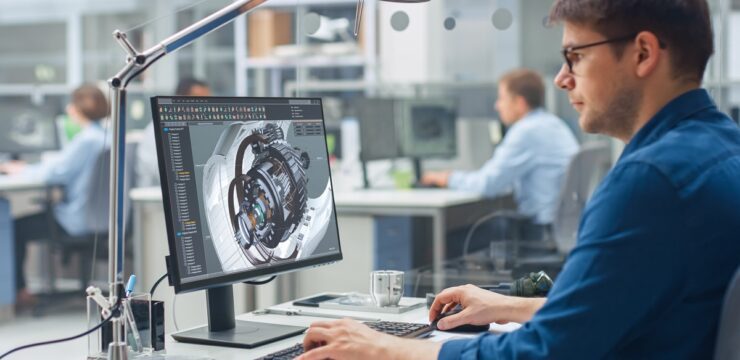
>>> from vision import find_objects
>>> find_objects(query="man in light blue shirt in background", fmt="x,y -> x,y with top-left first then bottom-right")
422,69 -> 578,226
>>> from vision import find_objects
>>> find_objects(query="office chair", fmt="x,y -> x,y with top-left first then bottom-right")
464,142 -> 612,275
38,142 -> 136,304
714,265 -> 740,360
550,142 -> 612,255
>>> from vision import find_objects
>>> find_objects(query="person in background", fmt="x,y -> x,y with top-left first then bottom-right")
135,78 -> 211,187
295,0 -> 740,358
422,69 -> 578,233
0,84 -> 110,308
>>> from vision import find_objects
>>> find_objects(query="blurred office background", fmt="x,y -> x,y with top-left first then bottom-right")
0,0 -> 737,357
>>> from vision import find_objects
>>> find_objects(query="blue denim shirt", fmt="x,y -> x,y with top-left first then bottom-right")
439,89 -> 740,359
448,109 -> 578,224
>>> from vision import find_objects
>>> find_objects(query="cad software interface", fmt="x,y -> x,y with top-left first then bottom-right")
154,97 -> 340,284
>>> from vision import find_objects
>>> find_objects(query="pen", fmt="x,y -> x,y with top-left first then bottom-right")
126,274 -> 137,297
123,300 -> 143,352
255,308 -> 381,322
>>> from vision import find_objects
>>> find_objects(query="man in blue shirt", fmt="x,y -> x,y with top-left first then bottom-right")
422,69 -> 578,226
296,0 -> 740,359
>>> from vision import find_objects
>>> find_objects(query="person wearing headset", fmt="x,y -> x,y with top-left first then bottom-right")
135,78 -> 211,187
421,69 -> 578,239
0,84 -> 110,308
295,0 -> 740,358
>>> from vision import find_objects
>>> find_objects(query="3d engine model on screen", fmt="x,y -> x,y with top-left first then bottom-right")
202,121 -> 334,272
228,123 -> 310,265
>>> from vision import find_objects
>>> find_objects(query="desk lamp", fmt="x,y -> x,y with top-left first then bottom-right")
96,0 -> 429,359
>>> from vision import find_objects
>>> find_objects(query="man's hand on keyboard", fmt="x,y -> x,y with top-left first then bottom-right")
297,319 -> 441,360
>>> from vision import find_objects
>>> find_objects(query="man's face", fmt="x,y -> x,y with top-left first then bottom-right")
554,22 -> 642,140
189,85 -> 211,97
495,83 -> 521,126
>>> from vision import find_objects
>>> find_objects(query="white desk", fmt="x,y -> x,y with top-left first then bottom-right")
161,297 -> 520,359
0,176 -> 46,192
129,187 -> 506,298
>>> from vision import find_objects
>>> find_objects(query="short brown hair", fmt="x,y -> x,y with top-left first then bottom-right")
500,69 -> 545,109
549,0 -> 713,82
71,84 -> 109,121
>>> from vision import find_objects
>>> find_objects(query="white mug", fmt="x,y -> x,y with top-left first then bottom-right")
370,270 -> 404,307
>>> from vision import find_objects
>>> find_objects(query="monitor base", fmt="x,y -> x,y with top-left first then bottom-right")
171,320 -> 306,349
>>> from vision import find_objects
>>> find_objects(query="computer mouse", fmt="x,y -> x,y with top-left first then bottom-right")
430,308 -> 490,333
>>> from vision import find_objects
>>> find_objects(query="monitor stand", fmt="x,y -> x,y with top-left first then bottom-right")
412,158 -> 423,184
171,285 -> 306,349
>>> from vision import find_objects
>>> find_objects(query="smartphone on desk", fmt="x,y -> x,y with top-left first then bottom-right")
293,294 -> 343,308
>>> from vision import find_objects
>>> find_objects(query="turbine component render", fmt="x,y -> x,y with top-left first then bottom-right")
227,123 -> 310,265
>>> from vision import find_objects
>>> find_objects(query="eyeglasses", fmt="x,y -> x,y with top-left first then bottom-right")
561,33 -> 639,74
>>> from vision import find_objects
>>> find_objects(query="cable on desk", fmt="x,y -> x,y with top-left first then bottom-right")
0,301 -> 120,360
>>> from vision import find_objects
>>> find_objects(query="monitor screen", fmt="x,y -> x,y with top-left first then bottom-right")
0,104 -> 60,155
402,103 -> 457,158
151,96 -> 342,293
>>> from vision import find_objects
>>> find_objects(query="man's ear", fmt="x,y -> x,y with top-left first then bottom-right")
515,95 -> 529,114
633,31 -> 662,78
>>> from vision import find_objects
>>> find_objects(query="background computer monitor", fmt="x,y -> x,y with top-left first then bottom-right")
0,103 -> 60,157
398,99 -> 457,159
356,97 -> 457,185
356,98 -> 401,162
151,96 -> 342,348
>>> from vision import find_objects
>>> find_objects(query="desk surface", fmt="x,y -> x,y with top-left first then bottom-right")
162,297 -> 520,359
0,176 -> 46,192
130,186 -> 485,208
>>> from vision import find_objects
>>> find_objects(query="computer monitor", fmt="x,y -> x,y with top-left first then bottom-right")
398,99 -> 457,159
356,98 -> 457,185
0,103 -> 60,157
356,98 -> 400,162
151,96 -> 342,348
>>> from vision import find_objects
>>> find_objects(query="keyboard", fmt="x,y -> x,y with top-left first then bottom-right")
256,321 -> 433,360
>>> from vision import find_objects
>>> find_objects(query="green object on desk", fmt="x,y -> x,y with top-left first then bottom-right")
326,133 -> 336,156
392,170 -> 414,189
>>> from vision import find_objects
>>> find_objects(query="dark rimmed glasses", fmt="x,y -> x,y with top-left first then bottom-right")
561,33 -> 639,74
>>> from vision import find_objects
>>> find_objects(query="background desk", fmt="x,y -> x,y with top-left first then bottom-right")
161,296 -> 521,359
0,176 -> 48,323
129,187 -> 508,331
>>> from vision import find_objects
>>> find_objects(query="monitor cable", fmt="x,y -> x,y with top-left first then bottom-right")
148,272 -> 276,333
0,299 -> 121,360
244,275 -> 277,286
149,272 -> 169,297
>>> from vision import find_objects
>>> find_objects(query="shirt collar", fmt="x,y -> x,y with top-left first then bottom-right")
515,108 -> 545,125
621,88 -> 716,158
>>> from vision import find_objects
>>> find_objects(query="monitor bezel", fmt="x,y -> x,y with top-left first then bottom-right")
151,95 -> 343,294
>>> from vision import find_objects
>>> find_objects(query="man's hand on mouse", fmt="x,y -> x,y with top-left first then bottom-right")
429,284 -> 545,330
297,319 -> 442,360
